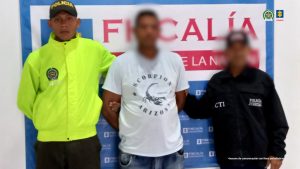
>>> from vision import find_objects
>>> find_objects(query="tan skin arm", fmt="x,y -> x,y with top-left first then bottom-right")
102,90 -> 121,130
175,90 -> 187,112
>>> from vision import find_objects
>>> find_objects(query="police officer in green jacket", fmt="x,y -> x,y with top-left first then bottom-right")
17,1 -> 115,169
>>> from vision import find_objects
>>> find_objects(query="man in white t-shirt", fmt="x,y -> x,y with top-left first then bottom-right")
102,10 -> 189,169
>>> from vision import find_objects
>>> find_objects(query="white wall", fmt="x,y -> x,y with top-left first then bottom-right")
0,0 -> 299,169
0,0 -> 26,169
275,0 -> 300,169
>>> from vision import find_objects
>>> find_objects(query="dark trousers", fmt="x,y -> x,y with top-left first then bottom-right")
220,166 -> 265,169
35,135 -> 101,169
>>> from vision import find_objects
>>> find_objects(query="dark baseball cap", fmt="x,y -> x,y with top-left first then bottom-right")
226,31 -> 250,48
49,0 -> 77,19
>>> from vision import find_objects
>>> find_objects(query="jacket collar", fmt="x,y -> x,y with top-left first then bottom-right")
48,32 -> 80,47
219,65 -> 254,80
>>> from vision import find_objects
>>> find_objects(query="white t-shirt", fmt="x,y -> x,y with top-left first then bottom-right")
102,50 -> 189,157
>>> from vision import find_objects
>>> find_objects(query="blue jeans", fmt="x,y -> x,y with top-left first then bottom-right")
119,149 -> 184,169
221,166 -> 265,169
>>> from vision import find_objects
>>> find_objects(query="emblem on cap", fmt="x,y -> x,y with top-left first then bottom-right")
46,68 -> 59,81
49,0 -> 77,19
50,0 -> 74,10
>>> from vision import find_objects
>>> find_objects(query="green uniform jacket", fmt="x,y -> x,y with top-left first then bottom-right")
17,33 -> 115,142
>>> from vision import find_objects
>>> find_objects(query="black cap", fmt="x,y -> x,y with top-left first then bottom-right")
49,0 -> 77,19
226,31 -> 250,48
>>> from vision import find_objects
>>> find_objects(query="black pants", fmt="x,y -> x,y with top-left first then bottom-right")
35,135 -> 101,169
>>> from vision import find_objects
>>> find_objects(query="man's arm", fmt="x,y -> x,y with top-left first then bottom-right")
183,88 -> 212,119
174,54 -> 189,113
17,53 -> 39,119
101,56 -> 122,130
175,90 -> 187,112
102,90 -> 121,130
264,78 -> 289,169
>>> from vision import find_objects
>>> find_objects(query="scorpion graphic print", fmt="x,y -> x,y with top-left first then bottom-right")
143,83 -> 166,105
132,73 -> 173,116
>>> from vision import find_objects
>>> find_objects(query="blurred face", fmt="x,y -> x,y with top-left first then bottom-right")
134,15 -> 160,48
224,43 -> 251,69
48,11 -> 80,41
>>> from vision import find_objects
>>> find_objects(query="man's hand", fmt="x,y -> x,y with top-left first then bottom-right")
266,156 -> 283,169
102,90 -> 121,130
109,101 -> 121,113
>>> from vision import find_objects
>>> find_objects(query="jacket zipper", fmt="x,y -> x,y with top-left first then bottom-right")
233,82 -> 243,160
236,110 -> 243,158
64,43 -> 69,141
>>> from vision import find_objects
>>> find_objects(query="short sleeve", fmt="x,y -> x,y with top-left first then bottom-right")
102,59 -> 122,95
175,55 -> 189,92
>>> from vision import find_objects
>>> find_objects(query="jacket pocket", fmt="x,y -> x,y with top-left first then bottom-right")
239,87 -> 264,112
239,87 -> 266,127
32,93 -> 65,130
